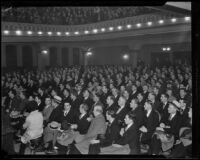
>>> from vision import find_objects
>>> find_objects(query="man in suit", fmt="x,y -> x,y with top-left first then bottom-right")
89,109 -> 121,153
139,100 -> 160,150
82,89 -> 94,112
129,84 -> 138,101
104,96 -> 118,116
137,93 -> 145,109
70,105 -> 106,154
158,93 -> 170,122
142,85 -> 149,101
43,96 -> 63,151
150,101 -> 183,155
115,96 -> 129,127
129,98 -> 145,128
100,85 -> 110,107
148,92 -> 160,111
55,103 -> 91,154
153,86 -> 161,103
89,93 -> 103,116
179,99 -> 190,127
35,95 -> 45,112
100,112 -> 140,154
42,96 -> 54,125
111,88 -> 120,105
70,89 -> 81,116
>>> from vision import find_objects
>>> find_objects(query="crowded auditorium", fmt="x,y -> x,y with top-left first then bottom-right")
2,2 -> 193,158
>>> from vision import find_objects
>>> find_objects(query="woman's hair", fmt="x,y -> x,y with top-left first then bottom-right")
27,100 -> 38,112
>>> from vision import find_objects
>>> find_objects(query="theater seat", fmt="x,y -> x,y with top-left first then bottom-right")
29,136 -> 43,154
140,144 -> 149,154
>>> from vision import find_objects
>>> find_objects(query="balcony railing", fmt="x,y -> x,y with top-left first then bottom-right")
2,13 -> 190,37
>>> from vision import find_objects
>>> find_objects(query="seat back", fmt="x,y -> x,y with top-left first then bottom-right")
30,136 -> 43,149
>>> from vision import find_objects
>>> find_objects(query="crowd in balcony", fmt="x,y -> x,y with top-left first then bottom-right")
2,58 -> 192,157
1,7 -> 156,25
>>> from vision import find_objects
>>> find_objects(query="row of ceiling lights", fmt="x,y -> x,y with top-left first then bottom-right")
2,16 -> 190,36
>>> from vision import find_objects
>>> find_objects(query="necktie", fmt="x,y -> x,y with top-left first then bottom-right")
64,111 -> 68,116
163,104 -> 165,110
169,114 -> 173,121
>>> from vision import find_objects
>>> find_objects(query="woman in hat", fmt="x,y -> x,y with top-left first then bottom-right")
150,101 -> 182,155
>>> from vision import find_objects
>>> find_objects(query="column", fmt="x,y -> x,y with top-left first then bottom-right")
1,43 -> 6,67
69,47 -> 73,66
57,47 -> 62,66
32,45 -> 37,67
169,52 -> 174,65
17,45 -> 22,67
129,43 -> 142,68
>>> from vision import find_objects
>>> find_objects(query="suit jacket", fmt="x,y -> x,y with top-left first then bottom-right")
129,90 -> 139,101
85,114 -> 106,139
161,112 -> 182,139
131,106 -> 145,128
82,97 -> 94,112
42,105 -> 54,122
75,113 -> 91,135
143,91 -> 149,101
104,103 -> 118,116
100,119 -> 121,147
71,98 -> 81,117
60,108 -> 77,124
100,92 -> 109,107
152,100 -> 161,111
48,105 -> 63,123
75,114 -> 106,154
9,96 -> 21,112
141,109 -> 160,141
180,107 -> 190,127
158,102 -> 170,122
115,123 -> 140,154
115,106 -> 129,126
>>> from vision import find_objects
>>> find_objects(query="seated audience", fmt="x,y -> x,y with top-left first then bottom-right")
89,110 -> 121,154
150,101 -> 182,155
100,112 -> 140,154
70,105 -> 106,154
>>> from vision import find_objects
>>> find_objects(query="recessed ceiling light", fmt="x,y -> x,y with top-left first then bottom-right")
117,26 -> 122,30
93,29 -> 98,33
167,47 -> 171,51
185,16 -> 191,21
159,20 -> 164,24
65,32 -> 69,35
171,18 -> 177,23
109,27 -> 114,31
38,31 -> 43,35
84,30 -> 89,34
147,22 -> 152,26
47,32 -> 52,35
74,31 -> 79,35
16,30 -> 22,35
101,28 -> 105,32
126,24 -> 132,29
136,23 -> 141,27
162,48 -> 166,51
3,30 -> 10,35
57,32 -> 61,36
27,31 -> 33,35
